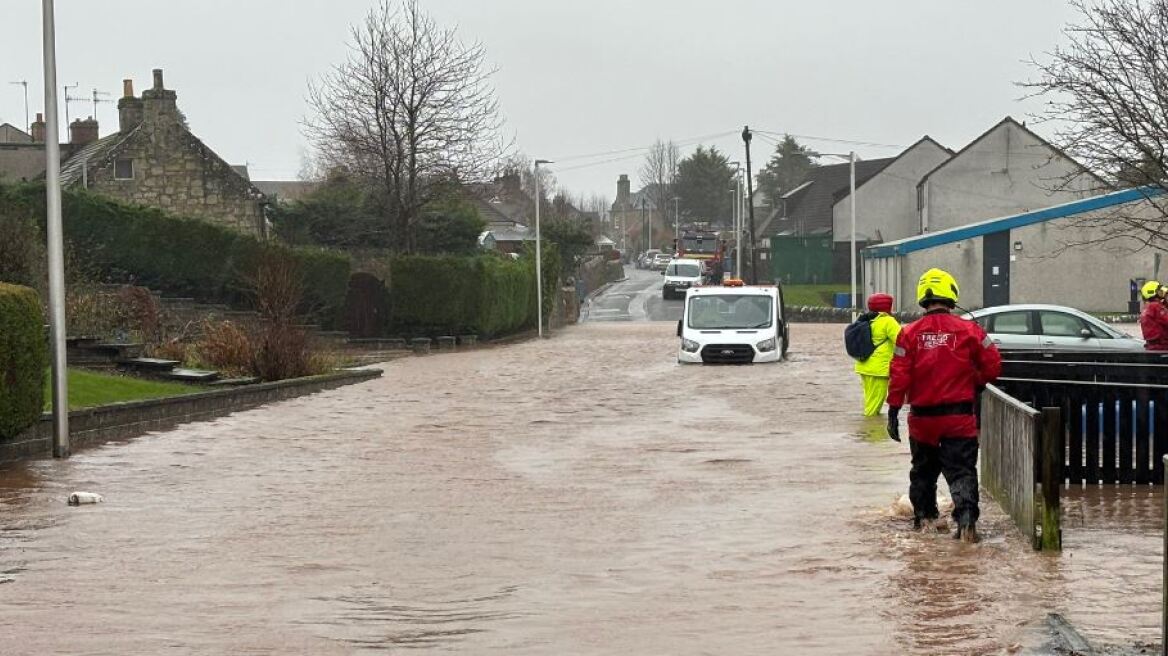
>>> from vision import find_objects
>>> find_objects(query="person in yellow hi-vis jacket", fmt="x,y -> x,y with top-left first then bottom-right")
855,293 -> 901,416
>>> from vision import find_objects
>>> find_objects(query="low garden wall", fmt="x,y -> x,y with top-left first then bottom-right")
1,368 -> 381,464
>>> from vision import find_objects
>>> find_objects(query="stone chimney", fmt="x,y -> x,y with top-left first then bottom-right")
30,113 -> 46,143
69,116 -> 99,146
118,78 -> 143,133
141,68 -> 178,120
616,174 -> 631,206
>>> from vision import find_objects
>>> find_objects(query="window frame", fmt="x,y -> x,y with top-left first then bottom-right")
113,158 -> 134,180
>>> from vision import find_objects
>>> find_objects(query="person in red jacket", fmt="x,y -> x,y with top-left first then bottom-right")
887,268 -> 1002,543
1139,280 -> 1168,351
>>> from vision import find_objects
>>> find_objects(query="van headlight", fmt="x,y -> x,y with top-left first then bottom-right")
756,337 -> 776,352
681,338 -> 701,353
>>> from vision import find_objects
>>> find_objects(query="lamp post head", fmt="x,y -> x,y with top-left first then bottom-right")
741,126 -> 752,144
534,159 -> 552,166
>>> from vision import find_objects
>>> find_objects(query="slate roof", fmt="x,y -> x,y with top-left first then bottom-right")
59,131 -> 132,186
765,157 -> 894,237
253,180 -> 321,203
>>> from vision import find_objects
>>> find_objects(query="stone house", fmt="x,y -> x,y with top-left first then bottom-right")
57,69 -> 268,237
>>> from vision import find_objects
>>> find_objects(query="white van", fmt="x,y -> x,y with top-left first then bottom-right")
676,283 -> 788,364
661,259 -> 704,300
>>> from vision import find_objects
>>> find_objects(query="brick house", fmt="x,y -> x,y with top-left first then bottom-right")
57,69 -> 268,237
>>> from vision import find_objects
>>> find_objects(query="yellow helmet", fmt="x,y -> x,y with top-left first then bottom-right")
916,268 -> 960,307
1142,280 -> 1163,300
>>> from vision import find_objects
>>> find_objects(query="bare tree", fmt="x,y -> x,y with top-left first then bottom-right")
638,139 -> 679,217
1026,0 -> 1168,247
305,0 -> 505,252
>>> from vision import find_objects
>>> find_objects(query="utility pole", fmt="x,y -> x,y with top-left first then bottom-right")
742,126 -> 759,284
672,197 -> 680,251
640,196 -> 648,254
41,0 -> 69,458
534,159 -> 552,338
9,80 -> 29,134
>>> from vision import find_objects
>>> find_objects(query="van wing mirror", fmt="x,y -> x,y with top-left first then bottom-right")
677,319 -> 683,337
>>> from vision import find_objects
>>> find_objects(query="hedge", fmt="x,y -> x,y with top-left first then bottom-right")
0,182 -> 351,327
389,254 -> 549,337
0,283 -> 47,440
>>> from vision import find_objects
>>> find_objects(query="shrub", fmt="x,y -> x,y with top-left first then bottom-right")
252,323 -> 311,381
388,254 -> 541,337
0,283 -> 48,440
193,320 -> 255,377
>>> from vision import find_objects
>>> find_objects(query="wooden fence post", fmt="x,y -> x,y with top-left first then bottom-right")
1040,407 -> 1062,551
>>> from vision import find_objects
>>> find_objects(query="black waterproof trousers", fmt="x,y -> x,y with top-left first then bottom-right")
908,438 -> 980,527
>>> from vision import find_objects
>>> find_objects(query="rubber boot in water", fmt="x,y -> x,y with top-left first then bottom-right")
953,524 -> 980,543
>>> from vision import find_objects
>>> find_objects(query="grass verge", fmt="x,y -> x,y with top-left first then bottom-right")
782,284 -> 850,307
44,369 -> 200,411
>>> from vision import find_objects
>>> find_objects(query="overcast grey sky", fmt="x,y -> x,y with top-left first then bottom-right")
1,1 -> 1079,200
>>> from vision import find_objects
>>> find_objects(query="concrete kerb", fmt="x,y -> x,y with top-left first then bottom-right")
0,368 -> 383,465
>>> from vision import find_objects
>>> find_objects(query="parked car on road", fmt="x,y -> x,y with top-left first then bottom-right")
661,259 -> 703,300
965,304 -> 1144,352
638,249 -> 660,269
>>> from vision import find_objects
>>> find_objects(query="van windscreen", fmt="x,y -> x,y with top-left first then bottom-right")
687,295 -> 773,329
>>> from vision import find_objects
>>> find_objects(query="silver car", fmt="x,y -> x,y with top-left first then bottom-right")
965,304 -> 1144,352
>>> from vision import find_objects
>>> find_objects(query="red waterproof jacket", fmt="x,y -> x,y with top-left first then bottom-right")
1140,301 -> 1168,351
888,310 -> 1002,446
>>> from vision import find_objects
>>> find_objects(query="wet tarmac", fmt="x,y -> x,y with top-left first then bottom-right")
0,321 -> 1163,654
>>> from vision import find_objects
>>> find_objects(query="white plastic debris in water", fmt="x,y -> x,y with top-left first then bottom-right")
67,492 -> 104,505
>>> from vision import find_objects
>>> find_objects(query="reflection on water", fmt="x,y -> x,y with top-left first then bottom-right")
0,323 -> 1161,654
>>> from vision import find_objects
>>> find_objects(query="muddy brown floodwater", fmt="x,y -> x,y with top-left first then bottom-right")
1,323 -> 1162,654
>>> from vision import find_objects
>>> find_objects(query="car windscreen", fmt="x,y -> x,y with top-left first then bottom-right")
687,295 -> 773,329
666,263 -> 701,277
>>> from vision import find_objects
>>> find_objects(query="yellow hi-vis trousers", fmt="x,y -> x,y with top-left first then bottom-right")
860,374 -> 890,417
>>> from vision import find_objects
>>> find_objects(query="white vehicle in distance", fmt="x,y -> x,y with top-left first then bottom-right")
661,259 -> 703,300
651,252 -> 673,270
677,281 -> 788,364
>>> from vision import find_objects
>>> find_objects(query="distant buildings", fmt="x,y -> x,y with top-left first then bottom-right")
768,116 -> 1105,285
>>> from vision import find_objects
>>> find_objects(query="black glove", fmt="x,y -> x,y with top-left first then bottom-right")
886,406 -> 901,442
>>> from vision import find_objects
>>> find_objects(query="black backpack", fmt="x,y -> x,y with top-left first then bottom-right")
844,312 -> 880,361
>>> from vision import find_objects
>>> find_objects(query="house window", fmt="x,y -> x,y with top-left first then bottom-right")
114,158 -> 134,180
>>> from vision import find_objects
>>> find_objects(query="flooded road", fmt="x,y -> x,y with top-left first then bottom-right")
1,321 -> 1163,654
581,266 -> 682,323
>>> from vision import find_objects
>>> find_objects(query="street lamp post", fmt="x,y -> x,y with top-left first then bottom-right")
534,159 -> 552,338
821,151 -> 859,320
41,0 -> 69,457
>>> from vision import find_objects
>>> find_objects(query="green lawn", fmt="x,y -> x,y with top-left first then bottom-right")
44,369 -> 200,411
782,284 -> 851,307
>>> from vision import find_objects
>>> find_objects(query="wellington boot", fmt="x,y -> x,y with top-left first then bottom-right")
961,525 -> 980,544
